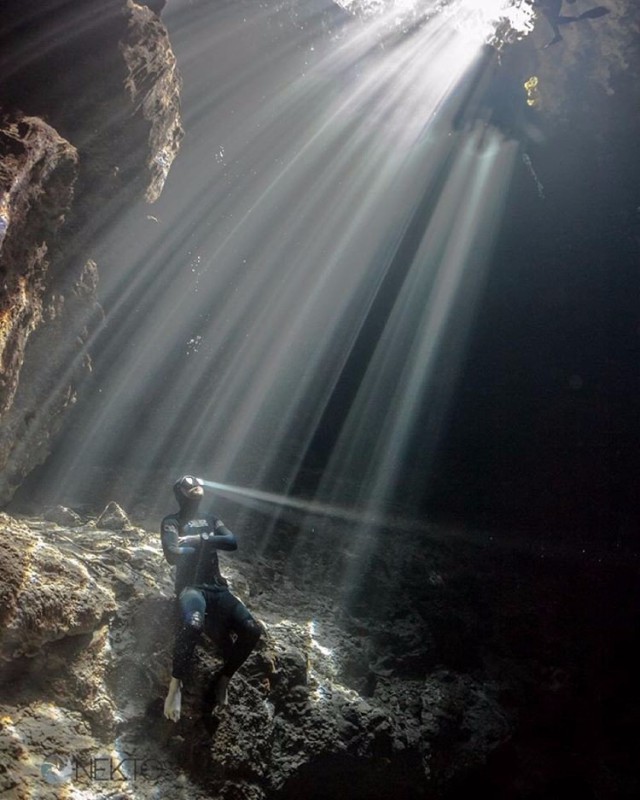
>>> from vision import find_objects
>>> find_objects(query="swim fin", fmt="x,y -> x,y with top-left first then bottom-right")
578,7 -> 610,20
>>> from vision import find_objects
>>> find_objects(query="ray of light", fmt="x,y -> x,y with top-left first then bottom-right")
19,1 -> 530,542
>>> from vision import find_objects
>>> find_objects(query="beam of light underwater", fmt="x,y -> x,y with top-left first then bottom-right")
304,125 -> 518,594
201,478 -> 631,577
316,129 -> 517,513
201,478 -> 395,526
47,10 -> 469,474
30,1 -> 525,527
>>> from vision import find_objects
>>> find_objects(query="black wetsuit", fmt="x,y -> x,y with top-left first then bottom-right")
161,510 -> 260,684
533,0 -> 610,46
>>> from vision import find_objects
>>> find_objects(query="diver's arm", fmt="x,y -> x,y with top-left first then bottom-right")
178,534 -> 205,548
204,518 -> 238,551
161,519 -> 198,565
180,518 -> 236,549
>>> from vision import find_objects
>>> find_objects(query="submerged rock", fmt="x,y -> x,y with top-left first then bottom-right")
0,516 -> 117,663
0,0 -> 183,506
121,0 -> 184,202
0,116 -> 85,505
2,504 -> 637,798
96,501 -> 131,531
44,505 -> 83,527
0,510 -> 511,799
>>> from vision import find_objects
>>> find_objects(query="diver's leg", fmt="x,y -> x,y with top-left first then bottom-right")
222,608 -> 262,678
544,19 -> 563,46
215,603 -> 261,706
203,595 -> 261,710
164,588 -> 206,721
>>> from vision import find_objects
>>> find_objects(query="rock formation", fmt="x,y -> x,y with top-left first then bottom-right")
1,504 -> 638,798
0,117 -> 82,499
0,508 -> 511,799
0,0 -> 183,505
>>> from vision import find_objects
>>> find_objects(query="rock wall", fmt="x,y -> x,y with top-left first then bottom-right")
0,117 -> 79,417
0,113 -> 99,506
0,0 -> 183,505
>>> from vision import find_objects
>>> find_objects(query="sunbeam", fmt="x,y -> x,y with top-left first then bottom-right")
22,0 -> 533,540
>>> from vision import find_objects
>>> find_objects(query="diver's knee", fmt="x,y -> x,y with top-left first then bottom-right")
185,610 -> 204,632
241,618 -> 261,647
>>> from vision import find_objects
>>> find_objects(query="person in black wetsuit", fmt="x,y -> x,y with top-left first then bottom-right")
532,0 -> 609,47
162,475 -> 261,722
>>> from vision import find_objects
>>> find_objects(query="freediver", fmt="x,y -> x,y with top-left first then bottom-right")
532,0 -> 610,47
161,475 -> 261,723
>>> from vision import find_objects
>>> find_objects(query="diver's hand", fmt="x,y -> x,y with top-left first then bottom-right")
200,524 -> 237,552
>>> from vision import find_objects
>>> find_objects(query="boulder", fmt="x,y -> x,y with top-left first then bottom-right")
44,506 -> 82,527
96,501 -> 131,531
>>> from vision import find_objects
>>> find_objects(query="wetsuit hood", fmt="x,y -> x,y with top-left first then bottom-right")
173,475 -> 204,513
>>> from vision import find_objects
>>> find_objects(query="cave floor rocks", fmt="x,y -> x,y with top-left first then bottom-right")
1,507 -> 639,799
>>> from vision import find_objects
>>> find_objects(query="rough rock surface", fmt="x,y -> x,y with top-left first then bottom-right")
0,117 -> 79,412
43,505 -> 83,527
121,0 -> 184,202
526,0 -> 640,119
2,504 -> 637,798
0,509 -> 513,800
96,501 -> 132,531
0,0 -> 183,205
0,0 -> 183,505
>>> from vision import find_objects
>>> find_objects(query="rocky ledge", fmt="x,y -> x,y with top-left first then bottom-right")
0,508 -> 515,800
3,503 -> 638,798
